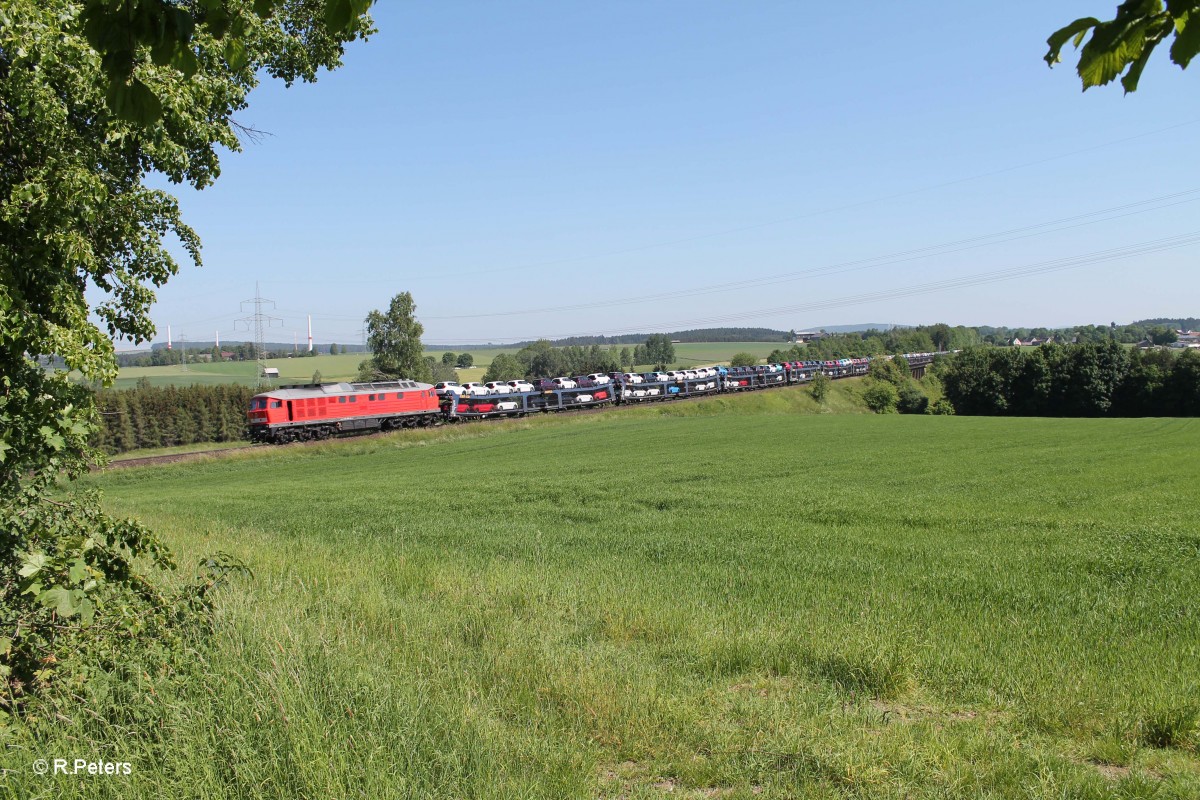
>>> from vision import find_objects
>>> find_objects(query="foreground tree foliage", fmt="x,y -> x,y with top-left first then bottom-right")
0,1 -> 371,710
1046,1 -> 1200,92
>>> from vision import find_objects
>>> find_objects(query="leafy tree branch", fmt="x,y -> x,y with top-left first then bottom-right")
1046,1 -> 1200,92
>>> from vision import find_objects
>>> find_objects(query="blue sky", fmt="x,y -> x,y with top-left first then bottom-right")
142,1 -> 1200,348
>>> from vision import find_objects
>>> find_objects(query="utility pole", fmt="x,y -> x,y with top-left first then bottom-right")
179,333 -> 188,372
235,282 -> 283,383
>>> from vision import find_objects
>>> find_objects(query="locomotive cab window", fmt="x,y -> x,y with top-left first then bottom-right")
269,400 -> 282,409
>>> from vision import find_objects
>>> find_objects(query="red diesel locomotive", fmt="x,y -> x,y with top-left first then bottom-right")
247,380 -> 441,443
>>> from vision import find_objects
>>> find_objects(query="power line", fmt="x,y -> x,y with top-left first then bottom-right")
422,188 -> 1200,321
247,119 -> 1200,287
476,231 -> 1200,342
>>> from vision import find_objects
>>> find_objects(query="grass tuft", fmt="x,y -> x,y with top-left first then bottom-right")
1138,706 -> 1199,750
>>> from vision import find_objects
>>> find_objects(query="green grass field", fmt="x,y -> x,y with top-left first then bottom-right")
112,342 -> 789,388
11,393 -> 1199,798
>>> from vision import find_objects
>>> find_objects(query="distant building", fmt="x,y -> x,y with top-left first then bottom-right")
262,367 -> 280,378
791,331 -> 825,344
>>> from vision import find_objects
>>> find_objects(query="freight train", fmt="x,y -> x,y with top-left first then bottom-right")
246,354 -> 935,444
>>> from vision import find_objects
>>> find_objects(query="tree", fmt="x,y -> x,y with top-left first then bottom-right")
427,357 -> 457,383
942,347 -> 1012,415
329,343 -> 339,355
1046,2 -> 1200,92
929,323 -> 951,352
483,353 -> 526,383
1151,326 -> 1178,346
456,352 -> 474,369
312,369 -> 323,384
1165,349 -> 1200,415
441,351 -> 457,365
644,334 -> 676,370
729,352 -> 759,367
1,0 -> 371,703
359,292 -> 432,382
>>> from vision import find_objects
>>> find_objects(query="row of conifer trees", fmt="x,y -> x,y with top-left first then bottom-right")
92,382 -> 255,454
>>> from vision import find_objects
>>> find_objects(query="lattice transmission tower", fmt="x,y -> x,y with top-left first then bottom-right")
235,282 -> 283,384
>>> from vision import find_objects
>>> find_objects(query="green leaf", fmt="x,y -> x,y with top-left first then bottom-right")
224,39 -> 248,72
69,558 -> 89,584
254,0 -> 278,18
18,553 -> 47,578
106,78 -> 165,125
172,47 -> 200,78
325,0 -> 354,32
1123,33 -> 1164,90
1045,17 -> 1101,66
1078,17 -> 1156,87
39,587 -> 80,618
39,425 -> 65,451
206,6 -> 233,39
78,598 -> 96,626
1171,10 -> 1200,67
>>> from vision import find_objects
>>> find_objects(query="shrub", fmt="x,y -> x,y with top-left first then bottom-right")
810,372 -> 831,403
897,383 -> 929,414
928,398 -> 955,415
862,381 -> 899,414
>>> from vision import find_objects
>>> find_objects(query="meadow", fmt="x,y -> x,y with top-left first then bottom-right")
111,342 -> 788,388
8,395 -> 1199,798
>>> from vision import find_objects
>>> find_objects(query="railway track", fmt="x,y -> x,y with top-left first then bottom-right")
100,377 -> 820,470
103,445 -> 261,470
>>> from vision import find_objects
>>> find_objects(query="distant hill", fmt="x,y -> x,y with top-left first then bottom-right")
805,323 -> 908,334
1131,318 -> 1199,330
486,327 -> 793,349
